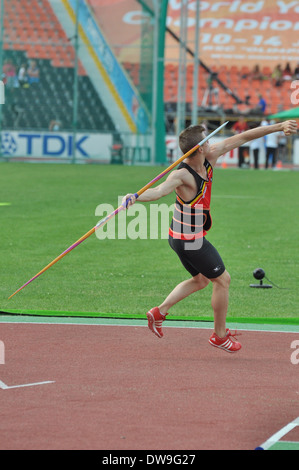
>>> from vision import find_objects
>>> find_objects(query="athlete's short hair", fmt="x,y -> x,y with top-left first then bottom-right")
179,125 -> 206,155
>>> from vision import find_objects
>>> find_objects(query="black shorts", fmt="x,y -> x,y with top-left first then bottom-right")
168,236 -> 225,279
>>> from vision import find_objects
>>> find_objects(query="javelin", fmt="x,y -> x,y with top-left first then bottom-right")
8,121 -> 228,299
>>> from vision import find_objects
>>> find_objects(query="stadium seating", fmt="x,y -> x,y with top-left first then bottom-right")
2,49 -> 115,131
123,62 -> 294,117
2,0 -> 294,133
2,0 -> 116,132
4,0 -> 68,61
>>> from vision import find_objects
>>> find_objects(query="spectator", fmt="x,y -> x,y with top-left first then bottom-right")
261,118 -> 269,127
251,64 -> 263,80
283,63 -> 292,81
202,72 -> 219,108
264,120 -> 279,169
2,59 -> 17,88
232,117 -> 250,168
249,128 -> 263,169
246,93 -> 267,116
293,62 -> 299,80
271,64 -> 283,87
49,119 -> 61,131
18,63 -> 29,88
232,116 -> 249,134
257,94 -> 267,114
27,60 -> 40,84
277,131 -> 288,161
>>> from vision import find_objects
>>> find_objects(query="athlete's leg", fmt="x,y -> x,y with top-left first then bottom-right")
158,273 -> 210,315
209,270 -> 231,338
208,270 -> 241,352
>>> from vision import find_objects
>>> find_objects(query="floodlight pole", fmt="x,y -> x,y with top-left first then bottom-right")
192,0 -> 201,125
177,0 -> 188,137
0,0 -> 4,160
151,1 -> 159,165
72,0 -> 80,164
152,0 -> 168,165
137,0 -> 168,165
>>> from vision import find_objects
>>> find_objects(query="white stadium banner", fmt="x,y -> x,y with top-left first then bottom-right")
1,131 -> 113,162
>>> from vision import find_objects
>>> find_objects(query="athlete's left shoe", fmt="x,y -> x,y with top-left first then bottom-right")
209,329 -> 242,353
146,307 -> 167,338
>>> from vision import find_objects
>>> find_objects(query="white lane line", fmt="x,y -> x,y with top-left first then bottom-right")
0,379 -> 55,390
0,315 -> 299,333
259,417 -> 299,450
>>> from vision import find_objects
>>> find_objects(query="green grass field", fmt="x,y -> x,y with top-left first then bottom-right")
1,162 -> 299,322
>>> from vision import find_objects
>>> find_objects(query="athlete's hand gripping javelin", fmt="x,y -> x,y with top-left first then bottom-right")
281,119 -> 298,136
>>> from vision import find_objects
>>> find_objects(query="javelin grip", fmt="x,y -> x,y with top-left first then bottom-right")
123,192 -> 139,209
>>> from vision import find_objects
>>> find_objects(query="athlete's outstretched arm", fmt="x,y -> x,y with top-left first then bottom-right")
122,170 -> 185,207
207,120 -> 298,166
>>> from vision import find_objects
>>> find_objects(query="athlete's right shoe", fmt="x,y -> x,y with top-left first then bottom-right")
146,307 -> 167,338
209,329 -> 242,353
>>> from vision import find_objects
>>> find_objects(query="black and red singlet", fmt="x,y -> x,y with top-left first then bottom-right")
169,160 -> 213,241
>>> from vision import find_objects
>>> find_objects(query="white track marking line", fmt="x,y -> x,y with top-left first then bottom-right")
0,316 -> 299,333
259,417 -> 299,450
0,379 -> 55,390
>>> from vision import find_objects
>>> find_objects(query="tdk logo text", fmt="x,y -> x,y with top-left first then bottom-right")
1,132 -> 89,157
19,134 -> 89,156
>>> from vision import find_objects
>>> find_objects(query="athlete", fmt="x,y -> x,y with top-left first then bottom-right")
123,120 -> 298,353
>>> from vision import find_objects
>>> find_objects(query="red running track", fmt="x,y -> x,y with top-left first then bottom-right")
0,322 -> 298,450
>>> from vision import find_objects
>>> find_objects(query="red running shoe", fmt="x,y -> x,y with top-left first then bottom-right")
209,329 -> 242,353
146,307 -> 167,338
